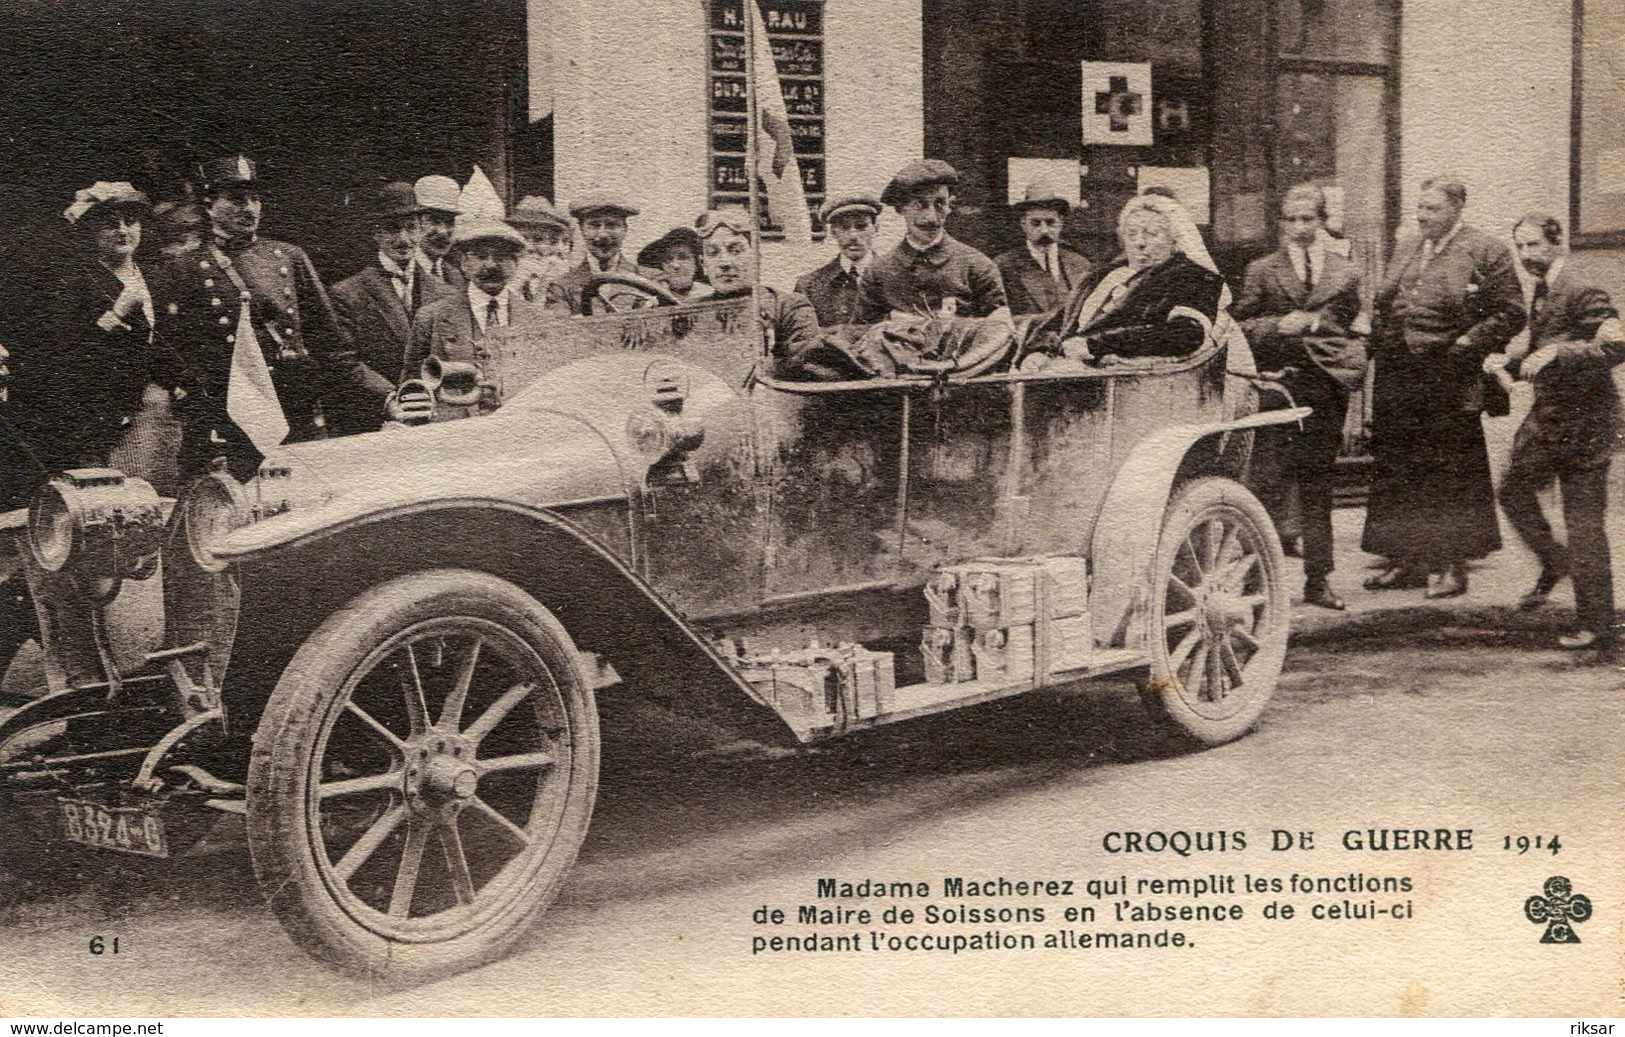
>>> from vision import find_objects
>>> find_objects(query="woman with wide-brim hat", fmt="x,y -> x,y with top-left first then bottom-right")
638,226 -> 712,302
11,181 -> 176,489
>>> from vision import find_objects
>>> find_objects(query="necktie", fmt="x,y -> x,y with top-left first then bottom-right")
1303,249 -> 1315,292
389,270 -> 409,306
1531,277 -> 1548,326
486,297 -> 500,332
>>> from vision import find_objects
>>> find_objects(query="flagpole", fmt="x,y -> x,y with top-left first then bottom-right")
742,0 -> 764,343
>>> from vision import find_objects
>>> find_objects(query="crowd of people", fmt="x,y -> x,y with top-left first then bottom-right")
2,152 -> 1621,660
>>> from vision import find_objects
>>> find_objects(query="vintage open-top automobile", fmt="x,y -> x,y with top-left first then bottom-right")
0,279 -> 1304,980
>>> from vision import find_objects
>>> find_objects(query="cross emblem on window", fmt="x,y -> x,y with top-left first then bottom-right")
1095,75 -> 1144,133
1524,876 -> 1591,943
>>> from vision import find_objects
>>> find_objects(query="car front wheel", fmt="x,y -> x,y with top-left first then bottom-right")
1139,477 -> 1289,746
247,569 -> 599,981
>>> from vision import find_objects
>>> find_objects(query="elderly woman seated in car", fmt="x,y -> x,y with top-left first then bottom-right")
1020,192 -> 1227,370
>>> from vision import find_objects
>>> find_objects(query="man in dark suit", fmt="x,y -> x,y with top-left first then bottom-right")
328,182 -> 454,434
413,175 -> 466,290
400,213 -> 548,422
994,184 -> 1091,316
151,155 -> 362,481
1361,178 -> 1525,599
1496,213 -> 1624,657
794,193 -> 880,327
1234,184 -> 1367,610
855,160 -> 1008,323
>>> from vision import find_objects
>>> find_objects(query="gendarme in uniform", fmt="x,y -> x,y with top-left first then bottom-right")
153,155 -> 356,480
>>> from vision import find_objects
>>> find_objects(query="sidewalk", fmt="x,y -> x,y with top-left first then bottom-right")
1282,401 -> 1625,650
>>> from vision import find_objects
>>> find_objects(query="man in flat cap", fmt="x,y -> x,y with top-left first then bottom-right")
151,154 -> 362,480
994,184 -> 1092,315
399,208 -> 548,422
546,195 -> 659,315
413,174 -> 466,290
508,195 -> 574,304
327,181 -> 455,433
854,159 -> 1008,324
794,193 -> 881,327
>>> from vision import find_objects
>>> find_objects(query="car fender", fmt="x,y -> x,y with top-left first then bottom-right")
217,499 -> 794,748
1088,407 -> 1309,650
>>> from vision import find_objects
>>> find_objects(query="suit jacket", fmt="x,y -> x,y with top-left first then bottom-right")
329,264 -> 454,434
1233,245 -> 1366,388
854,234 -> 1007,323
405,289 -> 549,420
994,245 -> 1091,316
1507,266 -> 1624,464
11,263 -> 158,471
794,255 -> 867,328
416,252 -> 467,293
1031,255 -> 1224,360
545,254 -> 661,316
1375,225 -> 1524,360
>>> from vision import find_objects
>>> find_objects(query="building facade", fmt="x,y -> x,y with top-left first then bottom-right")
0,0 -> 1603,289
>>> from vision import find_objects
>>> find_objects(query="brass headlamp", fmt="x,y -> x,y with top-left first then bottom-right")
28,468 -> 166,585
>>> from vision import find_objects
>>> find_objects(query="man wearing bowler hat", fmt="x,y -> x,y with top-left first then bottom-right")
547,195 -> 660,315
994,184 -> 1092,315
328,181 -> 455,433
151,153 -> 360,480
413,174 -> 466,290
854,159 -> 1008,324
794,193 -> 881,327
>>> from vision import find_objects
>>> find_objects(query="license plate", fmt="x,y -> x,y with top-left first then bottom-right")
58,799 -> 169,858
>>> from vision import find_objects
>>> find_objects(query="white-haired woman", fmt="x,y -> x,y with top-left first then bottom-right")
1022,192 -> 1228,367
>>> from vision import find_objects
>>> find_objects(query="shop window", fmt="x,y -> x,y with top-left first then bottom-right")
1275,72 -> 1387,241
1270,0 -> 1397,253
1275,0 -> 1397,67
1573,0 -> 1625,241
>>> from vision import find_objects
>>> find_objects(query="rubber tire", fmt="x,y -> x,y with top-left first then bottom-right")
1138,477 -> 1289,746
246,569 -> 599,982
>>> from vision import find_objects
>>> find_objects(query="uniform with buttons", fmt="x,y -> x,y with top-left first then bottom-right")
152,235 -> 357,479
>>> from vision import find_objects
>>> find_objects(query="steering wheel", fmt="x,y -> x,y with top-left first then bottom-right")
580,271 -> 683,316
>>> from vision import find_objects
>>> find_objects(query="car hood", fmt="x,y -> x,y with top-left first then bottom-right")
215,353 -> 756,559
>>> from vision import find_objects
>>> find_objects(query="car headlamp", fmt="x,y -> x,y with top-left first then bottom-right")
27,469 -> 165,581
181,470 -> 251,573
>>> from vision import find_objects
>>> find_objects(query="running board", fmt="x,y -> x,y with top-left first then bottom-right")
799,648 -> 1148,739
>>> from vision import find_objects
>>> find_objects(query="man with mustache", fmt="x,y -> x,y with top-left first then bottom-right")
1495,213 -> 1625,658
994,184 -> 1091,316
853,159 -> 1008,324
399,208 -> 547,422
546,196 -> 660,315
151,154 -> 359,480
413,174 -> 465,290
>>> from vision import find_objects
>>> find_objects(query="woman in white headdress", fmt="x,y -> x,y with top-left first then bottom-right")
1021,192 -> 1229,367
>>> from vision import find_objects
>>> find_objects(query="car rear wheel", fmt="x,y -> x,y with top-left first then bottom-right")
1139,477 -> 1289,746
247,569 -> 599,981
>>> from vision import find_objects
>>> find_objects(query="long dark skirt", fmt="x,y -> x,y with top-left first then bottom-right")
1361,351 -> 1502,566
